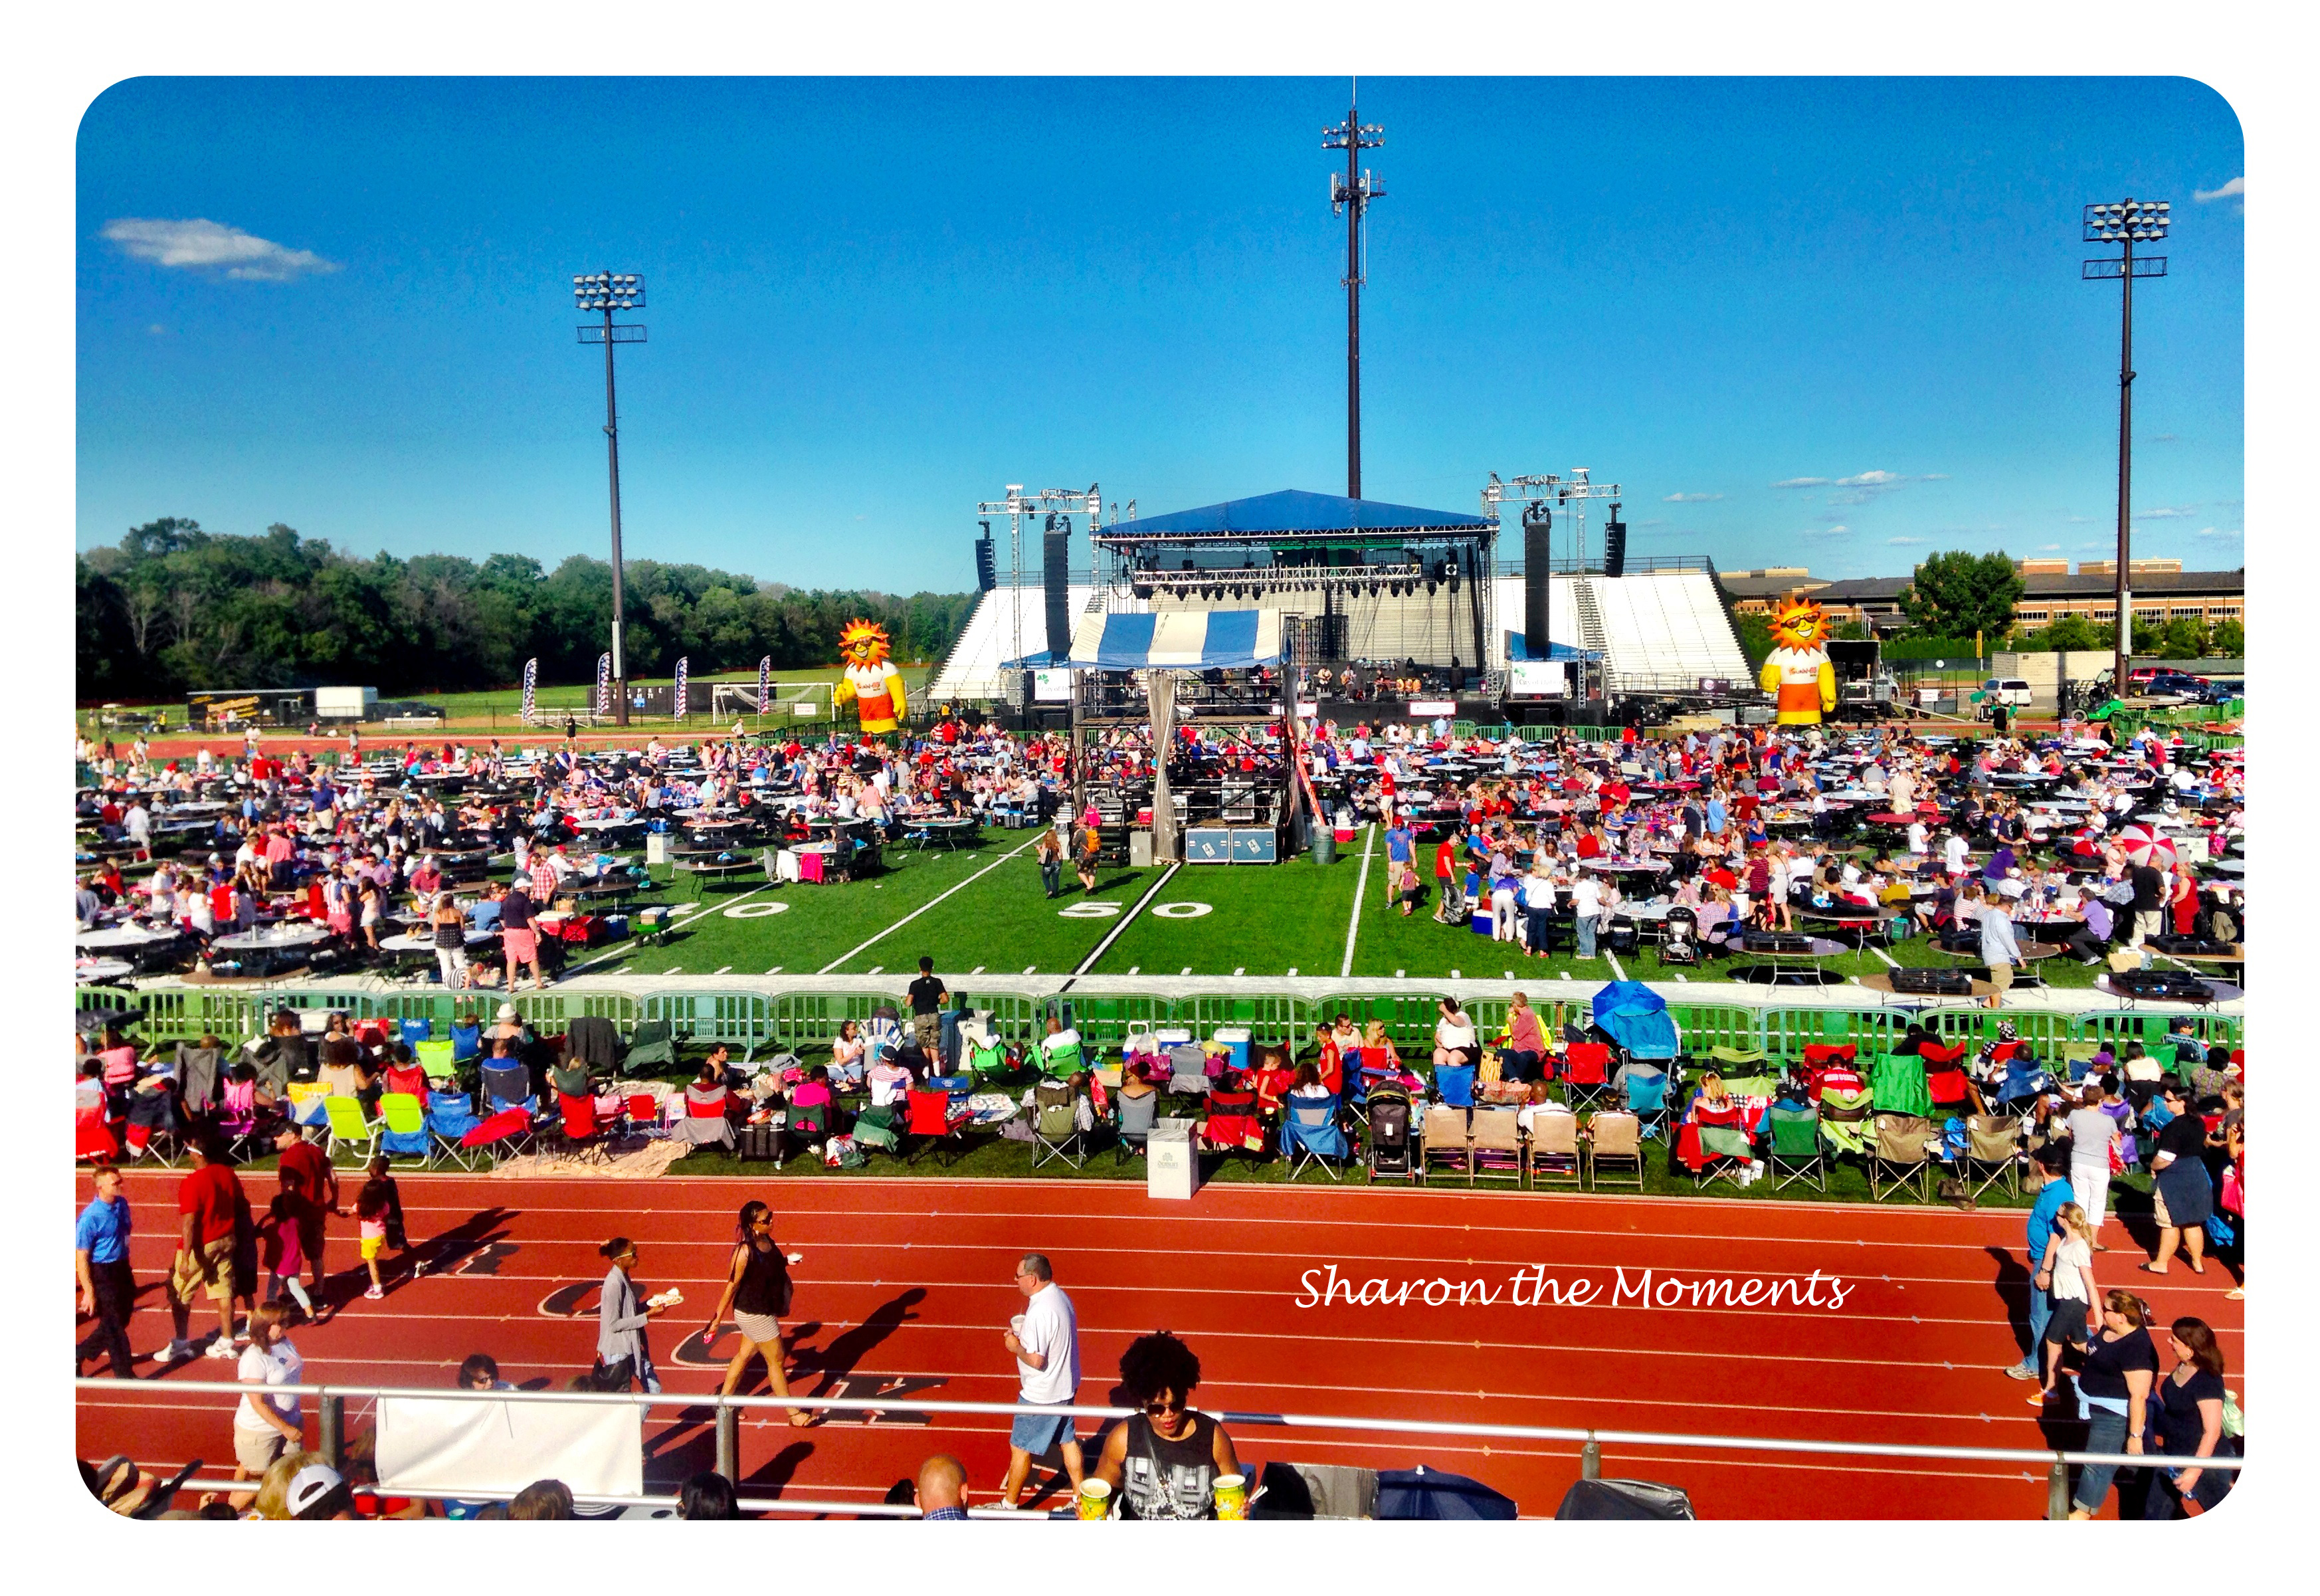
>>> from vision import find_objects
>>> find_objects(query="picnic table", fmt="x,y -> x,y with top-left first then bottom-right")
1725,932 -> 1850,988
207,921 -> 330,978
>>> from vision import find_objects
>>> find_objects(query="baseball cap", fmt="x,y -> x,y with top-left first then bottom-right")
286,1463 -> 345,1516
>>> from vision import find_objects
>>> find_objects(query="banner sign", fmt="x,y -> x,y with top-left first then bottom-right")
672,656 -> 689,719
521,658 -> 537,718
593,652 -> 612,718
374,1396 -> 642,1499
757,656 -> 772,715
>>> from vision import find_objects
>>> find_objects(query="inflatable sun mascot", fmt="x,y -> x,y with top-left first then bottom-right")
1759,598 -> 1838,726
832,619 -> 907,735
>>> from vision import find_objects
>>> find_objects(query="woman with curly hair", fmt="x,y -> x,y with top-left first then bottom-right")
1091,1332 -> 1239,1520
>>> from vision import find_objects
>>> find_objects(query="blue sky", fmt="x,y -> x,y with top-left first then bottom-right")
76,76 -> 2244,588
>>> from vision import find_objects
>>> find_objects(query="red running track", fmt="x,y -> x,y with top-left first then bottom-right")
72,1170 -> 2244,1519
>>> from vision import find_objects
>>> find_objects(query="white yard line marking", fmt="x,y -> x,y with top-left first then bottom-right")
1606,952 -> 1627,981
1450,968 -> 1461,979
866,965 -> 882,976
1287,967 -> 1298,977
713,965 -> 731,975
1181,967 -> 1192,975
765,966 -> 782,975
1339,823 -> 1377,977
816,835 -> 1039,974
1872,945 -> 1902,969
1072,862 -> 1181,976
970,965 -> 985,975
1127,966 -> 1139,975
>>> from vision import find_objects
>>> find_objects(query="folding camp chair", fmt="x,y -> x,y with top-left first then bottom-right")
1030,1080 -> 1088,1169
967,1037 -> 1011,1083
1432,1062 -> 1477,1108
1707,1045 -> 1771,1074
1561,1045 -> 1612,1110
448,1020 -> 482,1064
383,1060 -> 429,1100
623,1020 -> 676,1072
1469,1106 -> 1525,1187
1959,1113 -> 2022,1200
547,1091 -> 613,1165
904,1087 -> 973,1166
1524,1108 -> 1583,1191
1584,1110 -> 1644,1190
1418,1104 -> 1472,1185
397,1018 -> 433,1049
1815,1085 -> 1875,1160
1621,1068 -> 1672,1142
1767,1105 -> 1826,1192
1202,1089 -> 1264,1159
1868,1113 -> 1935,1201
1364,1084 -> 1416,1184
1166,1043 -> 1212,1103
411,1038 -> 456,1082
1114,1087 -> 1161,1165
481,1062 -> 534,1118
1035,1031 -> 1085,1080
321,1095 -> 382,1164
425,1088 -> 483,1169
1280,1093 -> 1347,1180
378,1092 -> 431,1165
1690,1121 -> 1753,1191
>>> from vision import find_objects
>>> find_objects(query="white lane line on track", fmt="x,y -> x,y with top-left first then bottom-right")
1069,861 -> 1179,977
817,835 -> 1039,974
1341,823 -> 1375,977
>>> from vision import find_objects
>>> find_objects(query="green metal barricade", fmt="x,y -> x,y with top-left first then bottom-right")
1761,1006 -> 1909,1060
1665,1003 -> 1763,1056
642,990 -> 779,1054
1181,991 -> 1316,1047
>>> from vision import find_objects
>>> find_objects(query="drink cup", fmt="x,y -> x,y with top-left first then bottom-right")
1074,1478 -> 1112,1520
1212,1472 -> 1248,1520
1010,1314 -> 1026,1340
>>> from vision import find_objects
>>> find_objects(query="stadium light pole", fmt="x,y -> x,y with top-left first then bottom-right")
1323,86 -> 1384,499
2081,199 -> 2167,696
574,270 -> 647,726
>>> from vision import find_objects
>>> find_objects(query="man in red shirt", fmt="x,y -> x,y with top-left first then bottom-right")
273,1123 -> 339,1308
167,1140 -> 248,1361
1433,835 -> 1461,923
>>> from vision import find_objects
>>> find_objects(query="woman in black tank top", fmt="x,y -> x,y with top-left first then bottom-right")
702,1201 -> 814,1427
1095,1332 -> 1240,1519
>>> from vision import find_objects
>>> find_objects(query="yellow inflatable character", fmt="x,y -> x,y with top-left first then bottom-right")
1758,599 -> 1838,726
830,619 -> 908,735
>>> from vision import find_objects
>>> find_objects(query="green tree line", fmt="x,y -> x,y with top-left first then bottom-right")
76,518 -> 981,702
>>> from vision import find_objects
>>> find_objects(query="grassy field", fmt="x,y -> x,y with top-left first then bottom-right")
542,823 -> 2108,991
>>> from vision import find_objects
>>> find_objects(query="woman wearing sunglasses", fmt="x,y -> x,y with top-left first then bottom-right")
1092,1331 -> 1239,1520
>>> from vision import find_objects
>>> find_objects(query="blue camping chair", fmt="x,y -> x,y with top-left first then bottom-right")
425,1088 -> 482,1169
1623,1068 -> 1672,1141
481,1061 -> 534,1117
449,1021 -> 482,1063
1280,1093 -> 1348,1180
398,1017 -> 433,1048
929,1073 -> 973,1107
1590,980 -> 1681,1068
1433,1064 -> 1476,1108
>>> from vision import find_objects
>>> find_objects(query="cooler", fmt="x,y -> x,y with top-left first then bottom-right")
1214,1026 -> 1252,1074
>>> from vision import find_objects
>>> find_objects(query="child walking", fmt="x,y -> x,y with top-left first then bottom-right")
259,1172 -> 314,1320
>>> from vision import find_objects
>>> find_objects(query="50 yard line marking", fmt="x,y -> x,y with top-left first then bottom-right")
1069,861 -> 1181,977
1339,823 -> 1377,977
817,835 -> 1040,975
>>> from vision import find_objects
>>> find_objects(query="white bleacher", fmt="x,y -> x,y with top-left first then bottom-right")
925,585 -> 1100,700
1581,570 -> 1751,688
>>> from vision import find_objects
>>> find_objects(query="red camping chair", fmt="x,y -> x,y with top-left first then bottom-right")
1562,1043 -> 1612,1110
905,1088 -> 972,1166
549,1090 -> 611,1163
1925,1069 -> 1973,1111
1201,1088 -> 1264,1155
384,1062 -> 429,1099
1920,1039 -> 1971,1068
1802,1042 -> 1858,1069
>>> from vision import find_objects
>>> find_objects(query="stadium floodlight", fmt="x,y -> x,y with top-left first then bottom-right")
2079,200 -> 2169,693
571,269 -> 649,725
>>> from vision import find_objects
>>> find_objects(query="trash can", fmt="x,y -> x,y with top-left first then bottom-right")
1310,829 -> 1337,866
1149,1118 -> 1200,1201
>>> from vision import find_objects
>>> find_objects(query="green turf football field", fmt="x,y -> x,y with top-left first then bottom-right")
561,823 -> 2106,990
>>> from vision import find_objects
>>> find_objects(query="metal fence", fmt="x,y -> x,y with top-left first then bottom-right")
72,1377 -> 2238,1521
82,983 -> 2242,1060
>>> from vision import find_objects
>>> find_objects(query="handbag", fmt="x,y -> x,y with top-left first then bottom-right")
1478,1050 -> 1503,1086
2219,1161 -> 2243,1215
2107,1138 -> 2126,1176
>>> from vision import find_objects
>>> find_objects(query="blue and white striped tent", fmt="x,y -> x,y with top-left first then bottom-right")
1060,609 -> 1286,670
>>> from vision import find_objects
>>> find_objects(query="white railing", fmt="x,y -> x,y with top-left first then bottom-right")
74,1379 -> 2239,1520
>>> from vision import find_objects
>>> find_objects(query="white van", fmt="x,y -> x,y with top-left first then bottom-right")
1975,678 -> 2034,718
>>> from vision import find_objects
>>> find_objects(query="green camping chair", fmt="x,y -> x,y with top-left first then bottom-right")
967,1038 -> 1011,1082
1868,1053 -> 1933,1118
1035,1035 -> 1085,1079
1767,1105 -> 1825,1192
625,1020 -> 676,1072
413,1037 -> 457,1080
322,1095 -> 382,1165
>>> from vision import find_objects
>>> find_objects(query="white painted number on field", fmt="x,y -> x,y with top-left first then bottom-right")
724,900 -> 791,918
1150,902 -> 1212,920
1058,901 -> 1123,918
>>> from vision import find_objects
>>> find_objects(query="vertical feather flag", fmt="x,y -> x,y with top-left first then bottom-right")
757,656 -> 772,716
521,658 -> 537,720
593,652 -> 612,718
673,657 -> 689,720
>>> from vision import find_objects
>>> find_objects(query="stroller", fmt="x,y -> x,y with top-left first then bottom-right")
1658,906 -> 1701,967
1364,1082 -> 1416,1183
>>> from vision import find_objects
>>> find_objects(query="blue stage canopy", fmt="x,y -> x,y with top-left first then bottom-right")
1007,609 -> 1286,671
1098,488 -> 1492,538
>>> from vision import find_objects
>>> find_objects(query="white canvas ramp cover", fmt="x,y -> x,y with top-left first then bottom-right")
1065,608 -> 1284,669
374,1395 -> 643,1498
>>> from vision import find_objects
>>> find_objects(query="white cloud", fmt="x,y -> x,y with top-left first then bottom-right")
2194,526 -> 2243,540
1837,469 -> 1905,487
2062,514 -> 2096,524
2133,505 -> 2196,520
1800,524 -> 1852,540
2194,177 -> 2244,203
1771,477 -> 1829,490
145,324 -> 166,336
1885,536 -> 1925,546
1662,492 -> 1724,503
100,217 -> 340,281
1919,473 -> 1951,482
2038,544 -> 2062,552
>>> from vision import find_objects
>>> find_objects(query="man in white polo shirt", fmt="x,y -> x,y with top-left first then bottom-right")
997,1252 -> 1084,1510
